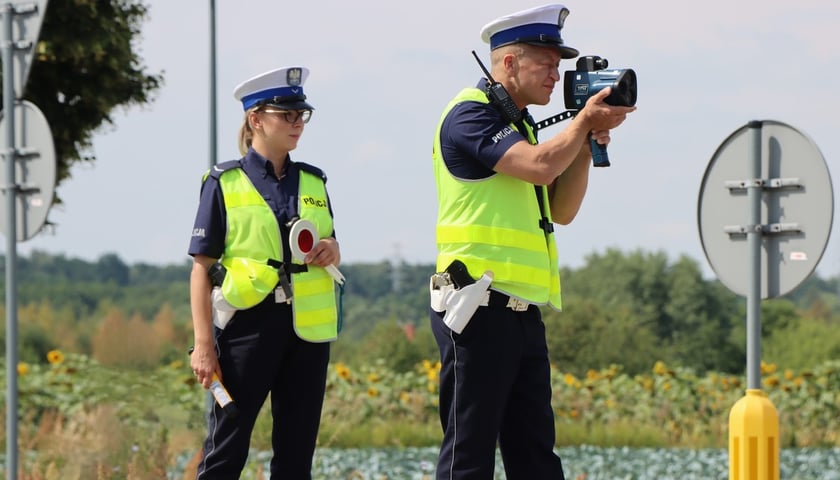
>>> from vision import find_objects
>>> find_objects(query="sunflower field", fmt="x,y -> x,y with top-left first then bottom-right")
1,351 -> 838,478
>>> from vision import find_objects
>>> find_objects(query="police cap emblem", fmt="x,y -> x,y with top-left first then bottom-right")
287,68 -> 303,87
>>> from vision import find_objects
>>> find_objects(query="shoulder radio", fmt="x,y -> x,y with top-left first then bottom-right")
471,50 -> 522,124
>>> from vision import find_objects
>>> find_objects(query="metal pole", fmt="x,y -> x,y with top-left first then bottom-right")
746,120 -> 762,390
202,0 -> 218,417
2,3 -> 19,478
209,0 -> 216,168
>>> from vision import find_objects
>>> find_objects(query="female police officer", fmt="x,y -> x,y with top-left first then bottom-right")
188,66 -> 341,479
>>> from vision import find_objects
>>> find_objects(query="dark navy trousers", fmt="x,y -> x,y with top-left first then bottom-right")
430,303 -> 565,480
197,299 -> 330,479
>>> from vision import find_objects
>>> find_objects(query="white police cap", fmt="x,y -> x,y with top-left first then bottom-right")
480,4 -> 579,59
233,66 -> 314,111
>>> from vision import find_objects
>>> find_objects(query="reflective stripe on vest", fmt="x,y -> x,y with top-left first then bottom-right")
215,167 -> 339,341
432,87 -> 562,309
290,172 -> 338,342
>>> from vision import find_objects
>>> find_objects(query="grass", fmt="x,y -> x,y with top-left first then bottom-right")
320,419 -> 443,449
556,420 -> 669,448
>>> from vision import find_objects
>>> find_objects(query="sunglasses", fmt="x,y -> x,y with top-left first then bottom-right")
260,109 -> 313,124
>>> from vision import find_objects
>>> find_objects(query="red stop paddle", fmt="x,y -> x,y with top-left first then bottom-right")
289,219 -> 345,285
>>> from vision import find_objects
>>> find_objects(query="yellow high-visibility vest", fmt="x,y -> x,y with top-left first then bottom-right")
432,88 -> 561,309
211,164 -> 339,341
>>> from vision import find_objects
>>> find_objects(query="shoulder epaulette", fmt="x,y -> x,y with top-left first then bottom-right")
205,159 -> 241,181
296,161 -> 327,183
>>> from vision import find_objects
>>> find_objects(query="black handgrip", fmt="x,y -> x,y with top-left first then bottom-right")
208,263 -> 226,287
445,260 -> 475,289
590,135 -> 610,167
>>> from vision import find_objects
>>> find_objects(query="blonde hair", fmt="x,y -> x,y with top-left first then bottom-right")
490,44 -> 526,68
237,108 -> 258,156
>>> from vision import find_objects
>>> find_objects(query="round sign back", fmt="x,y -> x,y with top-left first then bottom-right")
0,100 -> 56,242
697,120 -> 833,298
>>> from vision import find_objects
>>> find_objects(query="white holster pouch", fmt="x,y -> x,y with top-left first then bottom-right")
211,287 -> 237,330
429,271 -> 494,333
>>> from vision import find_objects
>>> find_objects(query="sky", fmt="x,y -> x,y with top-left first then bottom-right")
10,0 -> 840,284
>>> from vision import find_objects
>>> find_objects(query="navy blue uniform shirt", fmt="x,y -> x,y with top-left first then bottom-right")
439,79 -> 534,179
188,148 -> 335,263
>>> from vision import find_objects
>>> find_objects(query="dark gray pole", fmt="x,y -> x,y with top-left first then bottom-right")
209,0 -> 216,168
2,4 -> 19,478
746,120 -> 762,390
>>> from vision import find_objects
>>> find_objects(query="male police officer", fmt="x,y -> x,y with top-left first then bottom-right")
429,4 -> 635,479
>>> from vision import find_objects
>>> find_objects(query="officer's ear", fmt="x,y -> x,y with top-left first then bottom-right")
248,109 -> 263,131
502,47 -> 522,76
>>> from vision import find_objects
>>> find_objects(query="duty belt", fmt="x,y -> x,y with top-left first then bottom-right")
484,290 -> 530,312
431,273 -> 530,312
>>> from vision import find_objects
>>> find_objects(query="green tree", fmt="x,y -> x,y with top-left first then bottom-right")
785,274 -> 840,316
544,299 -> 659,376
4,250 -> 840,373
565,250 -> 745,373
564,248 -> 671,336
97,252 -> 131,286
8,0 -> 162,206
350,320 -> 435,373
764,315 -> 840,369
664,256 -> 742,373
759,298 -> 800,335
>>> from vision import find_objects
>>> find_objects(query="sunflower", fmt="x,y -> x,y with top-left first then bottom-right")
334,362 -> 351,380
47,350 -> 64,365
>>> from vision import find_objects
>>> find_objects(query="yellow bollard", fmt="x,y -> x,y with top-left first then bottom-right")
729,389 -> 780,480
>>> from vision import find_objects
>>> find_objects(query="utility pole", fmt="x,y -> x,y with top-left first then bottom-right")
208,0 -> 216,168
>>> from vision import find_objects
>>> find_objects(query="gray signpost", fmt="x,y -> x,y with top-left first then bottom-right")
0,2 -> 50,479
698,120 -> 833,479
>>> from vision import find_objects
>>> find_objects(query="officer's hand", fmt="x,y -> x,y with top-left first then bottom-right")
590,129 -> 611,146
581,87 -> 636,131
305,237 -> 341,267
190,343 -> 220,389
